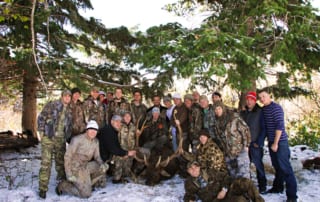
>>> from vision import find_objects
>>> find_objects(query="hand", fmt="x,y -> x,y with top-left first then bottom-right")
217,189 -> 227,199
99,163 -> 109,173
253,143 -> 259,148
271,143 -> 278,152
175,120 -> 180,126
244,146 -> 249,152
127,150 -> 136,157
136,129 -> 141,137
67,175 -> 77,183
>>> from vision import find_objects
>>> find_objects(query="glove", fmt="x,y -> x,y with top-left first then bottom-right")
99,163 -> 109,173
67,175 -> 77,183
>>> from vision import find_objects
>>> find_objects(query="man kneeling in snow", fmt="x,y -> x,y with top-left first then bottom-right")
56,120 -> 109,198
184,161 -> 264,202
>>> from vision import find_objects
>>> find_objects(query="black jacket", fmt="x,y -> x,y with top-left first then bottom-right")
97,124 -> 128,162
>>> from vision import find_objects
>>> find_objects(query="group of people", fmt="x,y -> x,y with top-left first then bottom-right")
36,86 -> 298,202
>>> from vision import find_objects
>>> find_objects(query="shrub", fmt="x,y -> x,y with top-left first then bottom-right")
288,111 -> 320,151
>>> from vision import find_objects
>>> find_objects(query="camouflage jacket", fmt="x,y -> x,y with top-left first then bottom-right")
197,138 -> 227,172
130,101 -> 147,124
83,97 -> 106,128
118,122 -> 136,150
140,116 -> 168,146
64,133 -> 103,178
188,103 -> 203,141
107,97 -> 130,122
184,169 -> 232,202
70,100 -> 86,136
202,104 -> 216,139
215,113 -> 251,159
37,99 -> 72,140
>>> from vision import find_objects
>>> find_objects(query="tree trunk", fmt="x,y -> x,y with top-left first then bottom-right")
22,73 -> 38,137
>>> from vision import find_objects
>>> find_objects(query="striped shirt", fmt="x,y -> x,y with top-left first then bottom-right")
262,102 -> 288,142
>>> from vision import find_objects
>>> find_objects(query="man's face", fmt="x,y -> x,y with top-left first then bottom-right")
199,135 -> 208,145
164,100 -> 172,108
192,92 -> 200,101
86,129 -> 98,139
246,98 -> 256,110
184,99 -> 193,109
133,92 -> 142,102
258,91 -> 271,106
187,164 -> 201,178
72,92 -> 81,102
115,89 -> 122,99
214,106 -> 223,117
107,93 -> 113,101
152,96 -> 161,106
111,119 -> 122,131
62,94 -> 71,105
173,98 -> 181,106
199,99 -> 209,109
123,113 -> 131,124
212,95 -> 221,103
99,94 -> 105,102
152,112 -> 160,120
91,90 -> 99,99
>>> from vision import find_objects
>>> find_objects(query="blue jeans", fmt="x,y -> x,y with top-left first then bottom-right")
269,140 -> 297,199
249,145 -> 267,190
171,127 -> 177,151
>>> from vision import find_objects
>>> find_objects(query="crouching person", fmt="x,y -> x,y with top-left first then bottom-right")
184,161 -> 264,202
56,120 -> 109,198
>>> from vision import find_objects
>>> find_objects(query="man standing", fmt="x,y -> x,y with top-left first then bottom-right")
69,87 -> 86,142
258,88 -> 297,202
170,93 -> 189,151
37,90 -> 72,199
130,89 -> 147,124
83,87 -> 107,128
184,94 -> 203,153
199,95 -> 217,144
107,88 -> 130,123
240,91 -> 267,193
56,120 -> 108,198
146,94 -> 167,120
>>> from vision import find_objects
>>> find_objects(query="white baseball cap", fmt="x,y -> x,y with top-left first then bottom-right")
86,120 -> 99,131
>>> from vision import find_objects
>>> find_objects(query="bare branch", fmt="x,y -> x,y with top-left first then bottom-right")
31,0 -> 47,95
80,73 -> 155,88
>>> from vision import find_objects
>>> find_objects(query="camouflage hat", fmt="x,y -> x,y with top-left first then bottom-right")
61,89 -> 72,96
187,161 -> 200,169
163,96 -> 172,102
184,94 -> 194,101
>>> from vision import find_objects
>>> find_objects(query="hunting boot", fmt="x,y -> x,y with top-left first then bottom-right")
39,190 -> 46,199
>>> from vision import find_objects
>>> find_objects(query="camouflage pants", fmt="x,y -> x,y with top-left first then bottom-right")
39,135 -> 66,192
113,156 -> 133,181
226,149 -> 250,179
58,161 -> 106,198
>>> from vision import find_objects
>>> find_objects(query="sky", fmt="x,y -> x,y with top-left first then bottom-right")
82,0 -> 320,31
82,0 -> 203,31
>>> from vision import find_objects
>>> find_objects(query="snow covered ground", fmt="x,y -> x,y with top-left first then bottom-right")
0,144 -> 319,202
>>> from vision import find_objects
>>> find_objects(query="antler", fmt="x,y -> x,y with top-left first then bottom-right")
135,115 -> 149,148
156,111 -> 183,168
134,154 -> 149,167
